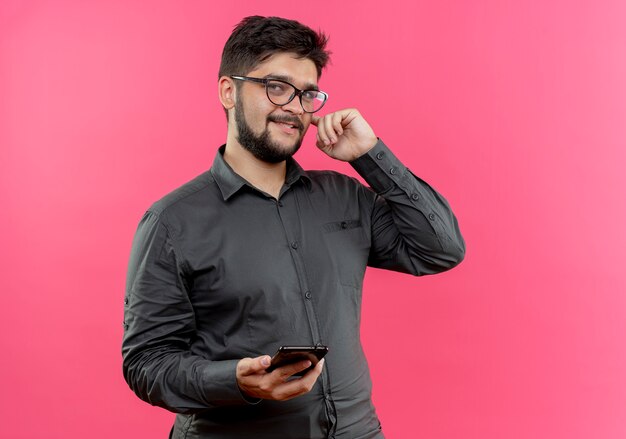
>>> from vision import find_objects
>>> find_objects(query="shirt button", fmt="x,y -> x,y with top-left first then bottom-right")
325,394 -> 332,401
428,213 -> 435,221
411,193 -> 419,201
305,291 -> 312,299
376,151 -> 384,160
277,201 -> 284,207
291,241 -> 298,249
389,167 -> 397,175
124,297 -> 129,305
340,221 -> 348,229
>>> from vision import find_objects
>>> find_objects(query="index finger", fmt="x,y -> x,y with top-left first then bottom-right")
270,359 -> 325,400
285,359 -> 325,390
270,360 -> 313,381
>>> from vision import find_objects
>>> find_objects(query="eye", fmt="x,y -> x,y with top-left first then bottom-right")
302,91 -> 318,102
267,81 -> 288,94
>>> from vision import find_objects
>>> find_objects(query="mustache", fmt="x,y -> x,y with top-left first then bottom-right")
267,115 -> 304,132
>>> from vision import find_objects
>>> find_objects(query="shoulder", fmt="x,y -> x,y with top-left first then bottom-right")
303,169 -> 376,205
304,169 -> 370,192
305,169 -> 361,187
147,170 -> 217,217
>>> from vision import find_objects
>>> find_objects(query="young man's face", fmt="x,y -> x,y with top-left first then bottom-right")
232,52 -> 319,163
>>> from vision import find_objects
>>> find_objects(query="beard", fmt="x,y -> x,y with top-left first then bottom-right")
235,95 -> 305,164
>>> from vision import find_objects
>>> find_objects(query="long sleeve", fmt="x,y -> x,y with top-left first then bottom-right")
350,139 -> 465,275
122,210 -> 249,413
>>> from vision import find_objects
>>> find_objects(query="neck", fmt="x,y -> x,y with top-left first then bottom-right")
223,138 -> 287,199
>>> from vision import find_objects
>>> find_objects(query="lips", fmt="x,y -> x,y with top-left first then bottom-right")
268,117 -> 303,133
271,122 -> 298,135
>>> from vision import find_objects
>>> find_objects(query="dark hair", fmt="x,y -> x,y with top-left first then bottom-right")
219,16 -> 331,79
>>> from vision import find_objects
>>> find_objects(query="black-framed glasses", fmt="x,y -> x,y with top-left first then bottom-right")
230,75 -> 328,113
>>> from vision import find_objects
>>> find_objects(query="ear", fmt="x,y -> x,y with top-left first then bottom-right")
218,76 -> 236,110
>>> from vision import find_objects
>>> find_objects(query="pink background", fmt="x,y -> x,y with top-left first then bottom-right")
2,1 -> 625,438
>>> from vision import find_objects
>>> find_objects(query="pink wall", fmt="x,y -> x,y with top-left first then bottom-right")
2,1 -> 625,437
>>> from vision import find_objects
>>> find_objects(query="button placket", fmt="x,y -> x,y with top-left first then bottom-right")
275,188 -> 333,425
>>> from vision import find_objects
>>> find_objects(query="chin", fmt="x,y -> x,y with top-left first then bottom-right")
271,136 -> 302,155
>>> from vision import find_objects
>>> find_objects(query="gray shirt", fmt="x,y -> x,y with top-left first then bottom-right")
122,140 -> 465,438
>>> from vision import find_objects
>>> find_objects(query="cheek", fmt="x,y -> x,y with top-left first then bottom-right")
251,102 -> 274,124
242,107 -> 269,132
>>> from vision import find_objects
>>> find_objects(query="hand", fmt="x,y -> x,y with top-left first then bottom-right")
236,355 -> 325,401
311,108 -> 378,162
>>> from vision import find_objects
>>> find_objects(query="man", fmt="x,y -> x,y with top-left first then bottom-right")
122,16 -> 465,439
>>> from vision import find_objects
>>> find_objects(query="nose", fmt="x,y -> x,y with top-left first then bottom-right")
281,94 -> 304,115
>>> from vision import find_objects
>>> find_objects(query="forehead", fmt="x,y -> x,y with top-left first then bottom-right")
247,52 -> 319,89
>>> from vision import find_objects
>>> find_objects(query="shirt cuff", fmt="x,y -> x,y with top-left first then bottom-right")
349,139 -> 407,193
199,359 -> 261,406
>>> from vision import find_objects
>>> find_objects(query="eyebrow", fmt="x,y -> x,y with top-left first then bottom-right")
262,74 -> 319,91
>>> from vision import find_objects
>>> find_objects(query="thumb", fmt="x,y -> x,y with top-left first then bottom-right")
311,115 -> 321,126
239,355 -> 271,376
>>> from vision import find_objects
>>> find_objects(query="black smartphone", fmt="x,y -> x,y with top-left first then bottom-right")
266,345 -> 329,376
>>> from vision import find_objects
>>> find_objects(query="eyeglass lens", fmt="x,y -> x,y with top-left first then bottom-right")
266,80 -> 326,113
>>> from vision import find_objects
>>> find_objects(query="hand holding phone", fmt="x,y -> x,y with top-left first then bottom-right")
266,346 -> 329,376
236,347 -> 328,401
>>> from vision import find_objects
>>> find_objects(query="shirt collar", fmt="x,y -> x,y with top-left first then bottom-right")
210,145 -> 311,201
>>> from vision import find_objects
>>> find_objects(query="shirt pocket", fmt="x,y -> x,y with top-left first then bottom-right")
321,219 -> 369,288
323,219 -> 363,233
